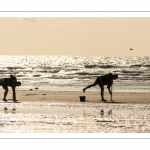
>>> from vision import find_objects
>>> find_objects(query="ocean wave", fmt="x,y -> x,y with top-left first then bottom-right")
47,69 -> 61,73
143,65 -> 150,67
121,70 -> 144,74
84,65 -> 116,68
98,65 -> 116,68
84,65 -> 97,68
0,55 -> 150,90
33,74 -> 41,77
0,69 -> 9,73
130,65 -> 150,67
76,71 -> 98,75
129,65 -> 142,67
7,66 -> 24,70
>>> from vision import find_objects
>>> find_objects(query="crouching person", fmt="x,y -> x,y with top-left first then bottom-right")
0,75 -> 21,102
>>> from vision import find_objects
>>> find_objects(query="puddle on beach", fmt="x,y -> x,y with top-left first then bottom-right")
20,108 -> 85,114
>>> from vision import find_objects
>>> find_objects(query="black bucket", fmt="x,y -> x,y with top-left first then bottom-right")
80,96 -> 86,102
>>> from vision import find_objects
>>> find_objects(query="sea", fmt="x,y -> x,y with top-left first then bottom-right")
0,55 -> 150,92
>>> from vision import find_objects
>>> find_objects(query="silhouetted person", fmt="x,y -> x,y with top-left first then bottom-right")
83,73 -> 118,102
0,75 -> 21,102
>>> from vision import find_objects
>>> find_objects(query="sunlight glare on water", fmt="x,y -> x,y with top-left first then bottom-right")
0,55 -> 150,91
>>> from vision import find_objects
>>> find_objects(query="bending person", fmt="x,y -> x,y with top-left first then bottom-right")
83,73 -> 118,102
0,75 -> 21,102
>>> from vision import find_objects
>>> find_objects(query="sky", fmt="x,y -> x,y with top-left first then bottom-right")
0,17 -> 150,56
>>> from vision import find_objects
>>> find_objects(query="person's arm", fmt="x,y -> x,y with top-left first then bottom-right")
107,85 -> 112,95
12,82 -> 16,101
107,79 -> 113,95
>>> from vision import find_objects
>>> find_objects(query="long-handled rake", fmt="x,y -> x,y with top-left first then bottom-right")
110,85 -> 114,102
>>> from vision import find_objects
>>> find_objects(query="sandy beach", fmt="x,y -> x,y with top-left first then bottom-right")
0,90 -> 150,133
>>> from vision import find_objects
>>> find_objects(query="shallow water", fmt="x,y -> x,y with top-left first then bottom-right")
0,102 -> 150,133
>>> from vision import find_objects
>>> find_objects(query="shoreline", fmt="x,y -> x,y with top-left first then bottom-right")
0,90 -> 149,104
11,87 -> 150,93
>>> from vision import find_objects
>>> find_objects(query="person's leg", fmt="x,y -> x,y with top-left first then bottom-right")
99,85 -> 106,101
2,85 -> 8,101
3,89 -> 8,100
0,79 -> 2,86
83,81 -> 97,92
12,87 -> 16,101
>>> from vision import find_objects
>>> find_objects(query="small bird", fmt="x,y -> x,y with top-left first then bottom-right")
35,87 -> 39,91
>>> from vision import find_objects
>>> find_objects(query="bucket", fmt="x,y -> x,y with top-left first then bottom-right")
80,96 -> 86,102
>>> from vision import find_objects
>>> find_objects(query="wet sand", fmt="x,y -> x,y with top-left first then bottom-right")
0,90 -> 150,133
